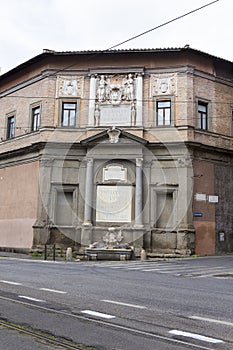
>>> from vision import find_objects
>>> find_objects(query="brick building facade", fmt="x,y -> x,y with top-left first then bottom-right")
0,47 -> 232,256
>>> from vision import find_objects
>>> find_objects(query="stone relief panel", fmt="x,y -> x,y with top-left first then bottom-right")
96,73 -> 136,105
93,73 -> 138,127
103,229 -> 123,245
88,72 -> 143,127
56,76 -> 84,97
150,73 -> 177,96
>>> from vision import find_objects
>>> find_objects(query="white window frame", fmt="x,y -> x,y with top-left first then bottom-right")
59,99 -> 80,127
5,112 -> 15,140
30,101 -> 42,131
196,98 -> 211,131
153,95 -> 175,127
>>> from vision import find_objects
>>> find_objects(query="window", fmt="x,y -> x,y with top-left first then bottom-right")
154,97 -> 175,127
157,100 -> 171,126
7,116 -> 15,139
61,102 -> 77,127
197,101 -> 208,130
31,106 -> 40,131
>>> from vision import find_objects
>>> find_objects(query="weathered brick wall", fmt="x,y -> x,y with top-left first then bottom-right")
0,76 -> 56,140
1,53 -> 232,144
193,158 -> 216,255
215,162 -> 233,253
176,71 -> 195,127
193,74 -> 216,130
214,81 -> 232,135
193,73 -> 232,136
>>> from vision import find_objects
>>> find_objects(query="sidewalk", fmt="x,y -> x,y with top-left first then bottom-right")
1,249 -> 231,262
0,250 -> 67,262
0,251 -> 33,260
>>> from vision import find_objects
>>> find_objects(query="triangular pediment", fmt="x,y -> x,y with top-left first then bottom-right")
80,128 -> 147,146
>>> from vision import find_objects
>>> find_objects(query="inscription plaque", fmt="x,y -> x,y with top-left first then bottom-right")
96,185 -> 133,222
99,106 -> 131,126
103,166 -> 127,181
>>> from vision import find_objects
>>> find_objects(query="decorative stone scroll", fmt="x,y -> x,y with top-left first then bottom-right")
150,73 -> 177,96
56,76 -> 84,97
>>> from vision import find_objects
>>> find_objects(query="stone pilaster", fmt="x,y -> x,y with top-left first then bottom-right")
83,158 -> 94,225
135,157 -> 143,227
136,73 -> 143,126
88,75 -> 96,127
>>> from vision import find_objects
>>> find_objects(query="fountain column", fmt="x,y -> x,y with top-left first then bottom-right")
83,158 -> 94,225
135,157 -> 143,227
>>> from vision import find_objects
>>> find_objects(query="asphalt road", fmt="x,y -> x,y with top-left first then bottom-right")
0,255 -> 233,349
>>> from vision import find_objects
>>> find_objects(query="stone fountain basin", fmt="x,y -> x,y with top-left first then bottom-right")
85,246 -> 133,261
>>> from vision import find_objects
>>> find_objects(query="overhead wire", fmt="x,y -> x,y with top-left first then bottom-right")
107,0 -> 220,50
0,110 -> 232,132
1,95 -> 233,104
0,0 -> 229,133
36,0 -> 219,80
0,0 -> 220,91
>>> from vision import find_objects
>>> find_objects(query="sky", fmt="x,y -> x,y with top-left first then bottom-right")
0,0 -> 232,75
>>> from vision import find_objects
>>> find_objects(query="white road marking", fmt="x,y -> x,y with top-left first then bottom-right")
81,310 -> 115,319
142,267 -> 181,271
39,288 -> 66,294
0,295 -> 215,350
0,280 -> 22,285
18,295 -> 46,303
101,299 -> 147,309
143,265 -> 207,272
141,268 -> 163,272
194,269 -> 233,278
110,266 -> 132,269
126,267 -> 151,270
169,330 -> 224,344
190,315 -> 233,327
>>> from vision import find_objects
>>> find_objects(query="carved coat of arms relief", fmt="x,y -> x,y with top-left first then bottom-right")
150,73 -> 177,96
96,73 -> 136,105
56,76 -> 84,97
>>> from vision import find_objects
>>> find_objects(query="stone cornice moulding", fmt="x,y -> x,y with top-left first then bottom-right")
89,66 -> 145,75
0,73 -> 47,98
145,65 -> 195,75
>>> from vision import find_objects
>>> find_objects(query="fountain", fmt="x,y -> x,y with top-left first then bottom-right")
85,228 -> 134,261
